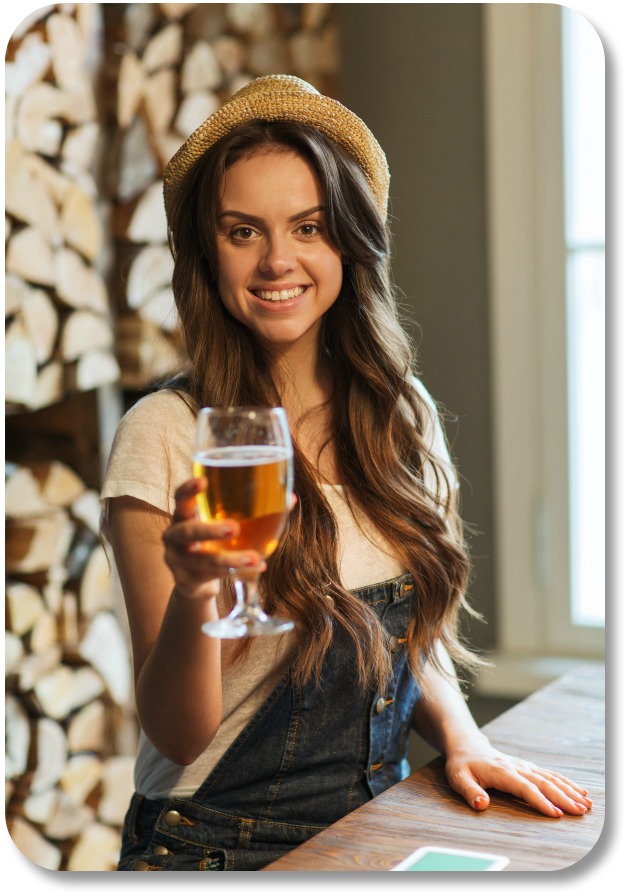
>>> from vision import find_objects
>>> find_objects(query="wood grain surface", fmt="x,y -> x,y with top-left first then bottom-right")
263,663 -> 604,872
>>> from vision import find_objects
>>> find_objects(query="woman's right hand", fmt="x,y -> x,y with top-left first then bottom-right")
162,477 -> 266,600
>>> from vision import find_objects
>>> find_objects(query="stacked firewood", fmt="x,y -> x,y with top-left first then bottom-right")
5,5 -> 120,413
109,2 -> 339,388
5,459 -> 137,870
4,1 -> 340,872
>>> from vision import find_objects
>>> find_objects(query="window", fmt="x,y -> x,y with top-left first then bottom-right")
479,4 -> 604,696
562,9 -> 605,627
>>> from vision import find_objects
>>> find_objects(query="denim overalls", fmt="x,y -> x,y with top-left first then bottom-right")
117,573 -> 421,871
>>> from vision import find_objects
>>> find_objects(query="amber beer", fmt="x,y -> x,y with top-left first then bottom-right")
193,445 -> 291,558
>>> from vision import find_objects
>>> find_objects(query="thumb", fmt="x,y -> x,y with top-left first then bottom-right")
173,477 -> 206,521
448,768 -> 490,811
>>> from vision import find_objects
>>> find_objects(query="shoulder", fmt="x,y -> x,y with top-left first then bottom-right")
120,388 -> 197,431
101,389 -> 198,518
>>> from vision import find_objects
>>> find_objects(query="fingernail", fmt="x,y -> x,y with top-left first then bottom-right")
473,796 -> 485,809
221,523 -> 237,535
554,807 -> 564,816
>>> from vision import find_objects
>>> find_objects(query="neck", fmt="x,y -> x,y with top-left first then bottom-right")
263,336 -> 331,418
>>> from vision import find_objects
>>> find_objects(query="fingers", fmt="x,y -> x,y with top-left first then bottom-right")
447,759 -> 593,818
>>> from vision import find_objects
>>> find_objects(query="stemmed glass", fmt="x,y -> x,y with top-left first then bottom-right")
193,406 -> 295,638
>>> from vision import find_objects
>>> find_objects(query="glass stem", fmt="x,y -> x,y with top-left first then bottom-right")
232,575 -> 264,619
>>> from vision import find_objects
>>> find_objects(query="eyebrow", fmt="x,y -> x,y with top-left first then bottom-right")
218,205 -> 326,224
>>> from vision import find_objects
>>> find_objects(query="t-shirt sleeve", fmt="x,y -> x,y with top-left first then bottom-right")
99,391 -> 197,539
412,375 -> 460,503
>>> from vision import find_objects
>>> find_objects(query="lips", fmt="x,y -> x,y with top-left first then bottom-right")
250,285 -> 308,303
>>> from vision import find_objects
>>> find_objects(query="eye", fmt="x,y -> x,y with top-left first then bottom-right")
296,222 -> 321,238
230,226 -> 257,242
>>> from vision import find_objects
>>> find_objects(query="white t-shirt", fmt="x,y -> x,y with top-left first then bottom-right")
100,382 -> 453,798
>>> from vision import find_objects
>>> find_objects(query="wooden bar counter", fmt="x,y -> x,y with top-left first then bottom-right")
264,663 -> 604,872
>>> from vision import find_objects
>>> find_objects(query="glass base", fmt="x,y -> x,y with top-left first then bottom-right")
201,608 -> 294,640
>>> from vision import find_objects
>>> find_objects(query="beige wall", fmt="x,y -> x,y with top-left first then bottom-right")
338,3 -> 496,651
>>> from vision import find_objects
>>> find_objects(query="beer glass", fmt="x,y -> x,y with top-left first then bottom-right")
193,406 -> 295,638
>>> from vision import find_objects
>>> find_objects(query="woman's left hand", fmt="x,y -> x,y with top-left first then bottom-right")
444,736 -> 593,817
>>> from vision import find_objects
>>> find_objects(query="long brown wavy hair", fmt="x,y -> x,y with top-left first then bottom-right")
165,119 -> 482,693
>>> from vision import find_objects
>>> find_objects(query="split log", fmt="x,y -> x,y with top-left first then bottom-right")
6,226 -> 56,286
79,612 -> 132,706
31,716 -> 68,794
5,140 -> 61,243
141,21 -> 183,73
44,793 -> 96,841
28,608 -> 59,654
126,180 -> 168,243
5,631 -> 24,675
54,246 -> 109,312
117,50 -> 145,128
7,815 -> 62,870
61,122 -> 100,171
5,695 -> 31,780
60,182 -> 104,262
174,89 -> 220,139
143,68 -> 177,134
213,35 -> 247,78
5,511 -> 76,574
6,581 -> 46,635
67,700 -> 107,753
22,788 -> 58,826
60,754 -> 104,807
71,489 -> 102,535
17,459 -> 87,508
5,273 -> 30,317
13,646 -> 63,694
32,664 -> 105,720
5,464 -> 55,519
126,243 -> 173,309
31,362 -> 65,410
4,31 -> 52,99
61,310 -> 113,362
181,40 -> 222,92
117,116 -> 159,202
66,348 -> 121,392
66,822 -> 121,871
46,11 -> 89,92
226,2 -> 275,38
79,544 -> 119,618
5,317 -> 38,406
15,82 -> 67,156
20,287 -> 59,365
98,755 -> 135,826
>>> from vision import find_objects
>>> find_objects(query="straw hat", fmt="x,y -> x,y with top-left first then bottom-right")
163,74 -> 390,219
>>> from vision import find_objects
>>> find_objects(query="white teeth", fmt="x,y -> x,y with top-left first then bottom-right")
254,286 -> 307,302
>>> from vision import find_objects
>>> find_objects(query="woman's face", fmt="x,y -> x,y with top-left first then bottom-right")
215,148 -> 343,354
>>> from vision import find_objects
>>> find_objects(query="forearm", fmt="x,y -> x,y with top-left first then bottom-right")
135,587 -> 223,766
412,642 -> 488,757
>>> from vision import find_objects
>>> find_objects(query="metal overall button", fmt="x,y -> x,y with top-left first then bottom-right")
164,809 -> 183,827
375,696 -> 386,714
133,860 -> 150,871
151,845 -> 170,856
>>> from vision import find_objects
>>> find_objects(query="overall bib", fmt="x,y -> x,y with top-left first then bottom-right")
117,573 -> 421,871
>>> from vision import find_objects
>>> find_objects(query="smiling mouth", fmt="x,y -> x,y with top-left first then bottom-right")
251,285 -> 308,303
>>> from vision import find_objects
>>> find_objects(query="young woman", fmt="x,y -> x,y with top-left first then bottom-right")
101,75 -> 591,872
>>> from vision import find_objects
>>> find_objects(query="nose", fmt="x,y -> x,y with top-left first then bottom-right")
258,232 -> 296,277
